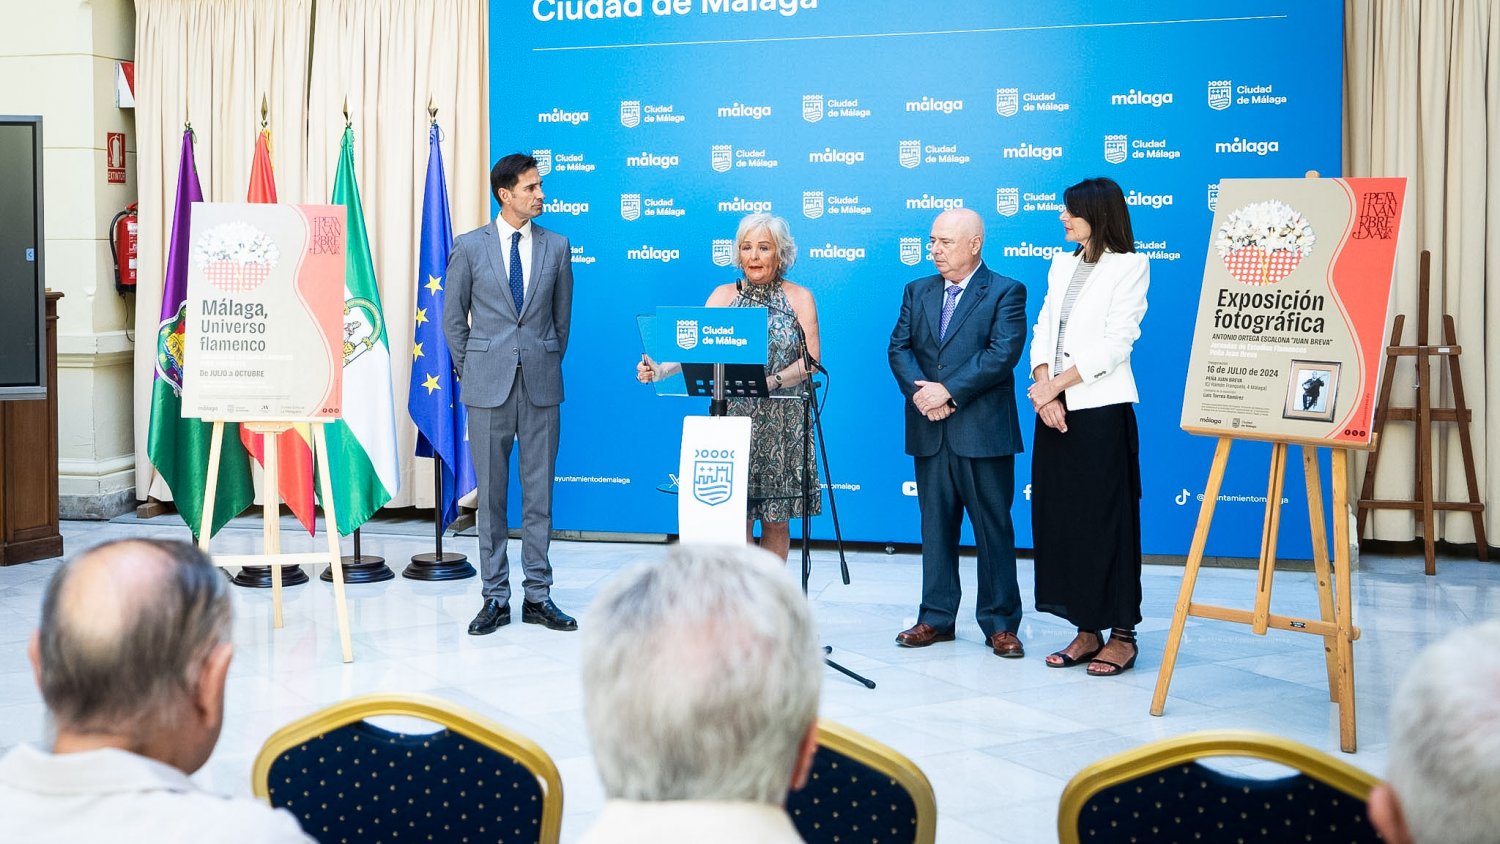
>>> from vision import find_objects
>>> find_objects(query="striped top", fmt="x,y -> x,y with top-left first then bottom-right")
1053,259 -> 1098,372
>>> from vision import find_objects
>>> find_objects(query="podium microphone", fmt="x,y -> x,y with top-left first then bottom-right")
736,280 -> 825,374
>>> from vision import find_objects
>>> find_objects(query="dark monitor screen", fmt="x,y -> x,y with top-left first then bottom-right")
0,116 -> 44,399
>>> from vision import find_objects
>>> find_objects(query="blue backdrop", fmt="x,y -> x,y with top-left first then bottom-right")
488,2 -> 1344,558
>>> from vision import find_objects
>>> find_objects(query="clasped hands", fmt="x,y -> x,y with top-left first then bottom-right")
911,380 -> 954,422
1027,377 -> 1068,433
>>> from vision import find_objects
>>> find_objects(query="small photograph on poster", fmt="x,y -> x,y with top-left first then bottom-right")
1283,360 -> 1340,422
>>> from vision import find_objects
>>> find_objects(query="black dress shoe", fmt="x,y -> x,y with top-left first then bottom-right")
522,598 -> 577,631
467,598 -> 510,635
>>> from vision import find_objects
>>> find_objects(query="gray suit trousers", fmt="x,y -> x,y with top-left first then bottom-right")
468,366 -> 559,603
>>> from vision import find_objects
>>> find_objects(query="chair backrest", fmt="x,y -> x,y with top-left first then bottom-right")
252,692 -> 563,844
786,719 -> 937,844
1058,730 -> 1382,844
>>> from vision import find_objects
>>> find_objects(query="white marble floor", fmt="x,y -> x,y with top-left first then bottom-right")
0,517 -> 1493,842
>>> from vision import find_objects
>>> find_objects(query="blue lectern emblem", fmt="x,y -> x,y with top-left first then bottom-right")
676,319 -> 699,350
996,188 -> 1019,217
802,94 -> 823,123
620,193 -> 641,221
1207,183 -> 1220,212
899,139 -> 921,169
620,100 -> 641,128
995,88 -> 1019,117
1207,80 -> 1231,111
533,149 -> 552,176
692,459 -> 734,506
1104,134 -> 1127,165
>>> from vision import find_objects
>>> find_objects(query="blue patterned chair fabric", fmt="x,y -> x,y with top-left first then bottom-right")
786,720 -> 935,844
255,694 -> 561,844
1059,731 -> 1382,844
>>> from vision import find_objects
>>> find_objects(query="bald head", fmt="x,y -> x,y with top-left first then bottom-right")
930,208 -> 984,281
34,539 -> 231,737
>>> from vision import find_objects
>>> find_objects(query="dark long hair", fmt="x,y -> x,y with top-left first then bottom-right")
1063,177 -> 1134,263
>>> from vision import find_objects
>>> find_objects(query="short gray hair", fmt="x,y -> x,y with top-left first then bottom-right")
732,213 -> 797,276
36,539 -> 232,735
1386,619 -> 1500,843
581,544 -> 822,803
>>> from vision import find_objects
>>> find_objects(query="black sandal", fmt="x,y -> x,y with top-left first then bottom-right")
1045,629 -> 1102,668
1087,628 -> 1138,676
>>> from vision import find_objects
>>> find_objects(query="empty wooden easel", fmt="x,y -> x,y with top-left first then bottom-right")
1356,250 -> 1487,574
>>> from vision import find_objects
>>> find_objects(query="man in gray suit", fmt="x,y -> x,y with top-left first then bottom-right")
444,153 -> 576,634
888,208 -> 1028,658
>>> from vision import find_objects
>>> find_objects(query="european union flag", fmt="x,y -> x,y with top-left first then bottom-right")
407,123 -> 476,531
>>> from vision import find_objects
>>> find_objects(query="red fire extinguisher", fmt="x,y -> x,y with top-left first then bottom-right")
110,202 -> 138,294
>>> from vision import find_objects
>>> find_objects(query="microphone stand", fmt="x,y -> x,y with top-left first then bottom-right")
744,282 -> 870,689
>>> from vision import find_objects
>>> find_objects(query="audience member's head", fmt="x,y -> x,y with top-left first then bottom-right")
29,538 -> 234,774
581,544 -> 822,804
1369,619 -> 1500,844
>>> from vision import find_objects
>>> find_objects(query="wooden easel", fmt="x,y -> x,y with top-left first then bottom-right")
1150,436 -> 1362,752
199,420 -> 353,663
1356,250 -> 1487,575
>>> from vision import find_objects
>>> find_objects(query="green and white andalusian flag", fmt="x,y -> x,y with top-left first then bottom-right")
321,126 -> 399,534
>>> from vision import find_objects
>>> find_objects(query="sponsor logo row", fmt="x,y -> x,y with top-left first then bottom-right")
537,82 -> 1290,126
534,136 -> 1280,176
577,236 -> 1182,266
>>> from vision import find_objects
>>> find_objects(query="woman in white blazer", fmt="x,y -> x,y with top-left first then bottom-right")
1025,177 -> 1149,676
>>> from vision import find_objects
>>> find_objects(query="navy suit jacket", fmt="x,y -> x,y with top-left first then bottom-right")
888,262 -> 1027,458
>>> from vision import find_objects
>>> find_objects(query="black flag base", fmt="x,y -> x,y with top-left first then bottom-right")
322,554 -> 395,583
232,565 -> 310,588
403,551 -> 476,581
319,527 -> 394,583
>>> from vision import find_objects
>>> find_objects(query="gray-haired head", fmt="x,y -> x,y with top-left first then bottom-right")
35,538 -> 232,736
733,213 -> 797,277
581,544 -> 821,804
1379,619 -> 1500,844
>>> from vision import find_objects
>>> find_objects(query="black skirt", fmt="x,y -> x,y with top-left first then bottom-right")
1031,401 -> 1143,631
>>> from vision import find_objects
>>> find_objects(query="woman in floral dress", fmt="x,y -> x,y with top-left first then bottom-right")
638,213 -> 822,559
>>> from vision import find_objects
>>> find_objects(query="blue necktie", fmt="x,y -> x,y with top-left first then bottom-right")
508,231 -> 525,315
939,284 -> 961,340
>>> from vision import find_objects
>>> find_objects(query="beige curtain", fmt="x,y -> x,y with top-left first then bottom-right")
1345,0 -> 1499,547
134,0 -> 489,514
303,0 -> 490,511
133,0 -> 314,503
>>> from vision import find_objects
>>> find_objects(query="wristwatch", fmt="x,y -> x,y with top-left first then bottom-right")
774,372 -> 784,387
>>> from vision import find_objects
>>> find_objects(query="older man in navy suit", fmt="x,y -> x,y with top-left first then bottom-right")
444,153 -> 576,635
888,208 -> 1028,658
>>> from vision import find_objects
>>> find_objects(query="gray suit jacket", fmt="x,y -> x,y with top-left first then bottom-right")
443,221 -> 573,408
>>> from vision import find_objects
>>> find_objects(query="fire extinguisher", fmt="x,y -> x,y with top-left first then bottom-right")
109,202 -> 138,294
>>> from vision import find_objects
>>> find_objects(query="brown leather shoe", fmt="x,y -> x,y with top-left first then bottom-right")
895,623 -> 956,648
989,631 -> 1025,658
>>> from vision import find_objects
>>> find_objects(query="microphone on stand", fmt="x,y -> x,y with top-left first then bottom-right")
736,280 -> 825,374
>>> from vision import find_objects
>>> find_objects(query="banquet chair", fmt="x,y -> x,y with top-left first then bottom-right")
1058,729 -> 1381,844
786,718 -> 937,844
252,692 -> 562,844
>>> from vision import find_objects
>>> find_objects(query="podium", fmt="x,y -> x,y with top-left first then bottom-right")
639,306 -> 770,542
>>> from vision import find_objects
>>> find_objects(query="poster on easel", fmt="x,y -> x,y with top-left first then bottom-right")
1180,177 -> 1407,447
180,202 -> 346,421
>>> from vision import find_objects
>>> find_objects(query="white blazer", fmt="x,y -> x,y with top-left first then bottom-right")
1028,249 -> 1150,410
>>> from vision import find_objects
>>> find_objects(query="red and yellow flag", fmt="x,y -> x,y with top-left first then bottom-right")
240,129 -> 318,534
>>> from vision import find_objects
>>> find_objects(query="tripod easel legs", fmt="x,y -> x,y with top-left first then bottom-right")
1151,438 -> 1360,752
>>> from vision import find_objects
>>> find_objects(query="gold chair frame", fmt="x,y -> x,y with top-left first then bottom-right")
809,718 -> 938,844
252,691 -> 563,844
1057,729 -> 1380,844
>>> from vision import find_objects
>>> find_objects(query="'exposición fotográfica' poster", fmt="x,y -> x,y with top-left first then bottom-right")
1181,177 -> 1406,447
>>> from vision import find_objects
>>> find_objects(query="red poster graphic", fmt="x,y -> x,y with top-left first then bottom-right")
106,132 -> 126,184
